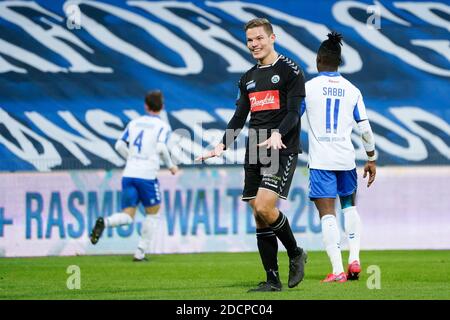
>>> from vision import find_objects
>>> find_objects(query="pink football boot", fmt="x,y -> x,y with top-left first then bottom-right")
321,272 -> 347,283
347,260 -> 362,280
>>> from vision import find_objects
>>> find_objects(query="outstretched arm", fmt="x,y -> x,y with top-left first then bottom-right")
196,79 -> 250,161
195,108 -> 249,161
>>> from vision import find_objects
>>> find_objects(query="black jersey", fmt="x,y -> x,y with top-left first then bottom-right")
222,55 -> 306,155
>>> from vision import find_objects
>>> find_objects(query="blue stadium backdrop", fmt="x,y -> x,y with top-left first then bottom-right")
0,0 -> 449,256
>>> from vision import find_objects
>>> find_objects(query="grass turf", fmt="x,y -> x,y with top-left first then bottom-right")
0,250 -> 449,300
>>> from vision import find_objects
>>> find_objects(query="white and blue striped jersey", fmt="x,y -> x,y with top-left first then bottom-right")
119,114 -> 171,179
302,72 -> 368,170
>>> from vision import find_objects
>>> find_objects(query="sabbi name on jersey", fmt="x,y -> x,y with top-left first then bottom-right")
303,72 -> 368,170
323,87 -> 345,97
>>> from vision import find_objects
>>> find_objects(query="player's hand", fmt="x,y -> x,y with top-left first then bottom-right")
257,132 -> 286,150
169,165 -> 179,175
363,161 -> 376,187
195,143 -> 225,161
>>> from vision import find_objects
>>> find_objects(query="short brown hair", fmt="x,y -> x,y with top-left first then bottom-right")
145,90 -> 163,112
244,18 -> 273,36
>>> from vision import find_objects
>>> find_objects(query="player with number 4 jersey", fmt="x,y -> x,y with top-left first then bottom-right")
90,90 -> 178,262
301,32 -> 377,283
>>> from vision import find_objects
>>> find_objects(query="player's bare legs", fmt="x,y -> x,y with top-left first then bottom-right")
104,207 -> 135,228
90,207 -> 135,245
145,205 -> 160,214
314,198 -> 335,219
340,192 -> 362,279
123,207 -> 137,218
253,189 -> 307,289
253,189 -> 278,224
134,204 -> 161,261
249,199 -> 270,229
314,198 -> 346,282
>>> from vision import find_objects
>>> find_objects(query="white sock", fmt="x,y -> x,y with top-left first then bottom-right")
104,212 -> 133,227
135,214 -> 160,259
321,214 -> 344,274
343,206 -> 361,264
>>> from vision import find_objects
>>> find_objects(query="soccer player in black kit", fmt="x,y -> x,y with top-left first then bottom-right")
197,18 -> 307,292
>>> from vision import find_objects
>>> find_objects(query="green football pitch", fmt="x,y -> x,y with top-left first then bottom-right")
1,250 -> 449,300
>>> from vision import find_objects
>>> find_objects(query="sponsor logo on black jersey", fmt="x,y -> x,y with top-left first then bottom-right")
249,90 -> 280,112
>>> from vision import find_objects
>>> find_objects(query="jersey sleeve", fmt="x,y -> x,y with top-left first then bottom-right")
286,67 -> 306,99
300,99 -> 306,116
277,67 -> 305,136
119,123 -> 130,143
221,76 -> 250,148
157,123 -> 171,144
353,92 -> 368,122
235,75 -> 250,115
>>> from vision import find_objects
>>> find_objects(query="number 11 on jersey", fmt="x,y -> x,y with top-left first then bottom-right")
326,98 -> 340,134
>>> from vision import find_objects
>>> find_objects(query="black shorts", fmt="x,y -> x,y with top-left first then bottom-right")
242,153 -> 298,201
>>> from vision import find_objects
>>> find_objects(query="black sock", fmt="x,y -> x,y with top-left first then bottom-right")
270,212 -> 301,259
267,269 -> 280,284
256,228 -> 279,282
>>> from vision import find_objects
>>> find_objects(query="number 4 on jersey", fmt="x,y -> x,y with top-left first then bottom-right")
326,98 -> 340,133
133,130 -> 144,153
